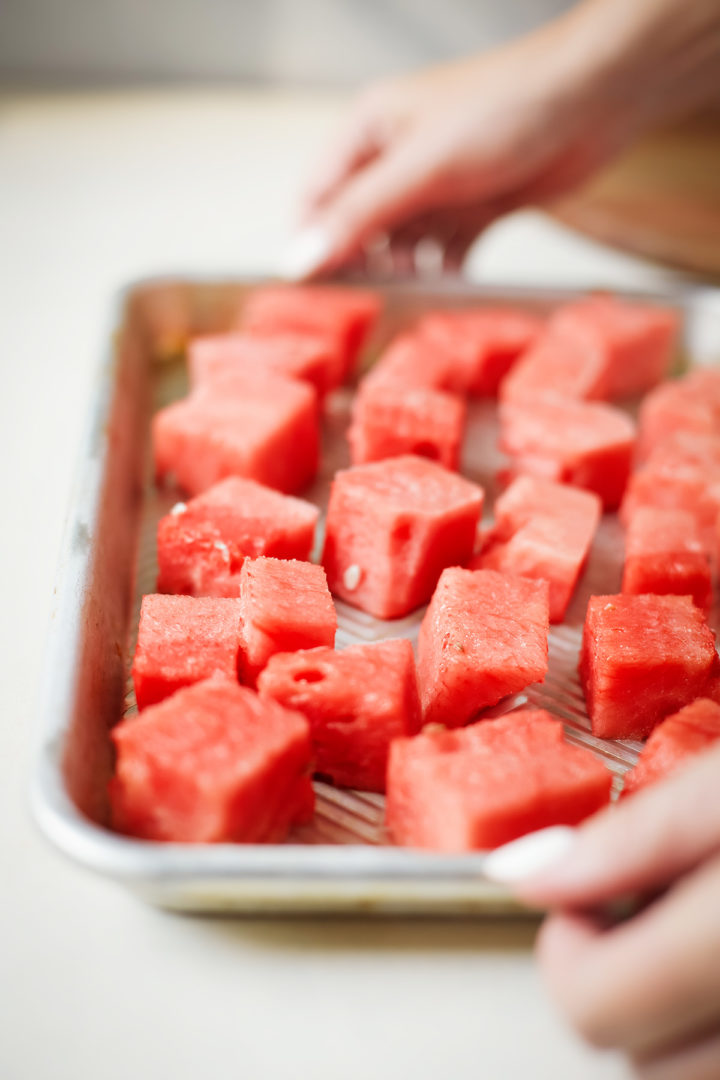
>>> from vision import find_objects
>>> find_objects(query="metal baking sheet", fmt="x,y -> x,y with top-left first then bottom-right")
31,276 -> 720,914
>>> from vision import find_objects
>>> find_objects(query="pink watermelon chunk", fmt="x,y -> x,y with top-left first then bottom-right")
362,332 -> 463,394
637,369 -> 720,461
152,370 -> 319,496
622,698 -> 720,797
258,639 -> 421,792
322,455 -> 484,619
622,506 -> 713,613
240,284 -> 381,380
500,323 -> 611,405
418,307 -> 543,396
550,295 -> 679,398
386,709 -> 612,852
156,477 -> 319,597
131,594 -> 243,710
620,430 -> 720,552
110,676 -> 314,843
417,567 -> 549,727
580,593 -> 720,740
348,381 -> 466,471
499,397 -> 636,509
188,331 -> 344,399
238,556 -> 336,686
473,476 -> 601,622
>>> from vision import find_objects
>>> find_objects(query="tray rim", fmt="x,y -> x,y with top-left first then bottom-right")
30,272 -> 720,912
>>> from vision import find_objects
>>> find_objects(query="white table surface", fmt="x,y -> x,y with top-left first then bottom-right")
3,88 -> 693,1080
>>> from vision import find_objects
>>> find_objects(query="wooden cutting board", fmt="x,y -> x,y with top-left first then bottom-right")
550,111 -> 720,279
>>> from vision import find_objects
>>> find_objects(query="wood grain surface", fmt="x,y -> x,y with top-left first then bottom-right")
551,112 -> 720,279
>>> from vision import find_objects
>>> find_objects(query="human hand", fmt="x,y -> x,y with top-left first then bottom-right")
282,0 -> 720,279
486,744 -> 720,1079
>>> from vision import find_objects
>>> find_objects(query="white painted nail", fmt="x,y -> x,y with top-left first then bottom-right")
278,226 -> 333,280
483,826 -> 577,885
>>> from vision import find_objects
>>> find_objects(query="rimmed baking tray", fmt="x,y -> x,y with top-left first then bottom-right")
31,276 -> 720,914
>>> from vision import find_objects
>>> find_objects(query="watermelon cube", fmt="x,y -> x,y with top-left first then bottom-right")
152,370 -> 319,496
156,477 -> 319,597
240,284 -> 381,380
417,567 -> 549,727
580,593 -> 720,740
473,476 -> 601,622
322,455 -> 484,619
637,369 -> 720,460
131,594 -> 243,710
238,556 -> 336,686
550,295 -> 679,399
110,676 -> 314,842
620,430 -> 720,551
348,381 -> 466,471
622,698 -> 720,797
418,307 -> 543,396
257,639 -> 421,792
622,506 -> 713,613
386,709 -> 612,851
499,397 -> 636,509
362,332 -> 462,393
500,323 -> 611,405
188,331 -> 344,399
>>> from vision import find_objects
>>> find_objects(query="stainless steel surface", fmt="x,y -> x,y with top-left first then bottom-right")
31,276 -> 720,914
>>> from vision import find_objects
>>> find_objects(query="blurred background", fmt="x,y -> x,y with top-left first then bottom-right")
2,0 -> 717,276
0,0 -> 573,87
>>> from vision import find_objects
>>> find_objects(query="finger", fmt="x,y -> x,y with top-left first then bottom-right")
634,1028 -> 720,1080
302,139 -> 450,277
301,98 -> 386,216
537,855 -> 720,1055
514,743 -> 720,910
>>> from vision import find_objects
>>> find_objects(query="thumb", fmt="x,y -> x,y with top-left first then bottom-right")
280,140 -> 442,280
485,743 -> 720,909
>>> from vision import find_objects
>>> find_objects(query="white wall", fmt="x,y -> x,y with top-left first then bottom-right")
0,0 -> 573,87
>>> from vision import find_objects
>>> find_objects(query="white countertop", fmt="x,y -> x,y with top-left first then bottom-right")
3,88 -> 690,1080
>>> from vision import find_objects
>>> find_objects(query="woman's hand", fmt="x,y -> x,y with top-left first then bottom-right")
487,744 -> 720,1079
283,0 -> 720,279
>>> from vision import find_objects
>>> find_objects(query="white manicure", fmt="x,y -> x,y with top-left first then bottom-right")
483,826 -> 576,885
278,226 -> 333,281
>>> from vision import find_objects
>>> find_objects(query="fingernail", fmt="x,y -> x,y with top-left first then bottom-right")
483,826 -> 577,885
278,226 -> 333,280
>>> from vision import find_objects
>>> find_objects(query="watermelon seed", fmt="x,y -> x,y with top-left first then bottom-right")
343,564 -> 362,591
170,502 -> 187,515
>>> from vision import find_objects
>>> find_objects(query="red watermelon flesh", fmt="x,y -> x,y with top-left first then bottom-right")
110,676 -> 314,843
637,370 -> 720,461
362,332 -> 463,394
257,639 -> 421,792
473,476 -> 601,622
131,594 -> 243,710
418,307 -> 543,396
156,477 -> 319,597
322,455 -> 484,619
551,295 -> 678,399
152,370 -> 319,496
620,431 -> 720,553
622,506 -> 713,613
580,593 -> 720,740
499,397 -> 635,509
500,322 -> 611,405
188,331 -> 344,399
386,709 -> 612,851
239,284 -> 381,380
417,567 -> 549,727
622,698 -> 720,797
238,556 -> 336,686
348,382 -> 466,471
